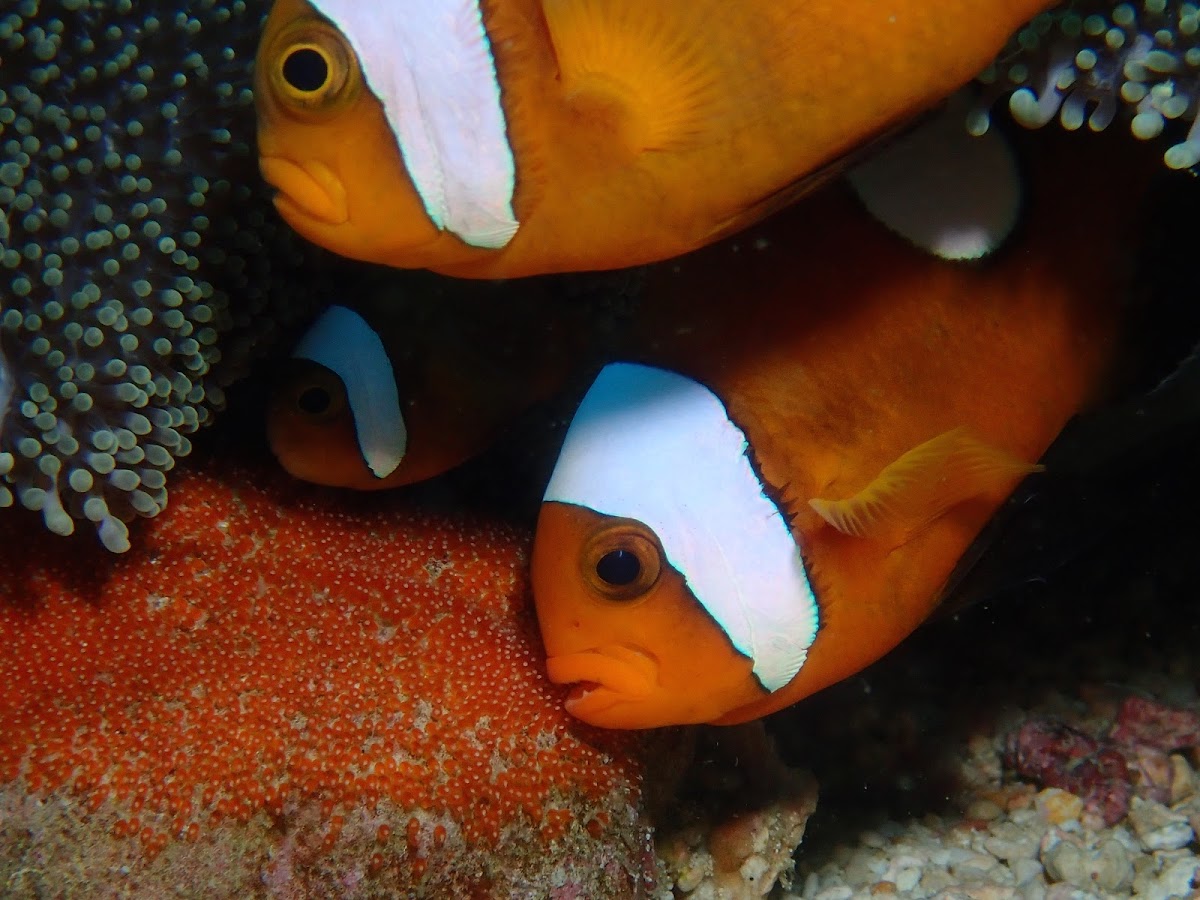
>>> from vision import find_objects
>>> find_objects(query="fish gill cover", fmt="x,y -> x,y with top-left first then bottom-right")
0,0 -> 326,552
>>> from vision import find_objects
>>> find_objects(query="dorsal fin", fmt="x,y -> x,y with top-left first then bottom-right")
808,428 -> 1042,543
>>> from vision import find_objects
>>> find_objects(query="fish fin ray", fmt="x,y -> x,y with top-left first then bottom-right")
543,0 -> 722,151
807,428 -> 1042,542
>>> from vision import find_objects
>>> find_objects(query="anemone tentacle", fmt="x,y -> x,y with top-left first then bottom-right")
971,1 -> 1200,171
1,0 -> 328,550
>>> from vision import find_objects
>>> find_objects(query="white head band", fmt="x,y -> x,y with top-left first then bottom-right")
544,363 -> 819,691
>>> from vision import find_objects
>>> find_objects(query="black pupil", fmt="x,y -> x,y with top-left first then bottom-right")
595,549 -> 641,587
282,47 -> 329,93
298,385 -> 332,415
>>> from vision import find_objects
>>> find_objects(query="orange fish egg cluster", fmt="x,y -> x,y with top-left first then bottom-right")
0,463 -> 641,878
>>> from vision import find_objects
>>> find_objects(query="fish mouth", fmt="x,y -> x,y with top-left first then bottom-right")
545,646 -> 658,719
260,156 -> 349,226
563,682 -> 623,719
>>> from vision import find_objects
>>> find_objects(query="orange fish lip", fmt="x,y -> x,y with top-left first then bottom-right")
260,156 -> 349,226
545,645 -> 658,715
563,682 -> 625,720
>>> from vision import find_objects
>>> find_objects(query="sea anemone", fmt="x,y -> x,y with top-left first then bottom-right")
970,1 -> 1200,170
0,0 -> 323,552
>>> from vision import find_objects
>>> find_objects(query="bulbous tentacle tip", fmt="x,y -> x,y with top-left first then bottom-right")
1,0 -> 331,551
970,2 -> 1200,173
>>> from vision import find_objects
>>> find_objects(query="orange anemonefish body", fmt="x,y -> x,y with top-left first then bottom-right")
268,271 -> 578,489
254,0 -> 1054,278
531,127 -> 1159,729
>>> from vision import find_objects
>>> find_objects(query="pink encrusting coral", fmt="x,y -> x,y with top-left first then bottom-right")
0,462 -> 651,896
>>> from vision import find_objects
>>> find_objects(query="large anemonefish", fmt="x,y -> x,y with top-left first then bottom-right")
530,126 -> 1160,729
254,0 -> 1053,279
268,270 -> 582,489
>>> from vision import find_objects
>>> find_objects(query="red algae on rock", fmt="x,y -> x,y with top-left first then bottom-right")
1004,720 -> 1132,828
1004,696 -> 1200,829
0,463 -> 652,897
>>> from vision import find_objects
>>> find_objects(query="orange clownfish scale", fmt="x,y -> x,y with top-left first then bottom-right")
534,126 -> 1162,729
255,0 -> 1055,278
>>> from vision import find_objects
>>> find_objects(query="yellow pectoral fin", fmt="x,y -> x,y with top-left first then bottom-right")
808,428 -> 1043,543
543,0 -> 721,152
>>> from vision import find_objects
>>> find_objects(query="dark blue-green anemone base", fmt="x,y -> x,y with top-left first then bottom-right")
1,0 -> 326,551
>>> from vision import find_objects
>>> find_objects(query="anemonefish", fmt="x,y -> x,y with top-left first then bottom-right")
531,125 -> 1161,729
268,270 -> 580,489
254,0 -> 1054,279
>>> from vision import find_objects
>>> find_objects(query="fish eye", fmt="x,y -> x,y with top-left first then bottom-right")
270,23 -> 357,112
290,366 -> 347,421
596,549 -> 642,586
582,521 -> 662,603
297,384 -> 333,415
282,46 -> 330,93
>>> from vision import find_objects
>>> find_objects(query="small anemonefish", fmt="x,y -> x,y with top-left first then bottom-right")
254,0 -> 1053,279
531,125 -> 1160,729
268,270 -> 579,489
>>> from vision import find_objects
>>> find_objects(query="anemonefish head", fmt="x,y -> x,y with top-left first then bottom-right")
531,363 -> 820,729
268,305 -> 412,489
255,0 -> 519,273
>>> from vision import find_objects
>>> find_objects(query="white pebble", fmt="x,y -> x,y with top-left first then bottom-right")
1012,857 -> 1045,886
1043,838 -> 1133,894
673,850 -> 712,893
1042,886 -> 1098,899
1010,809 -> 1039,827
1129,797 -> 1195,851
893,866 -> 921,893
987,834 -> 1039,862
859,829 -> 888,849
739,854 -> 770,885
1107,825 -> 1142,854
1138,855 -> 1200,897
920,866 -> 954,894
952,851 -> 1003,879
